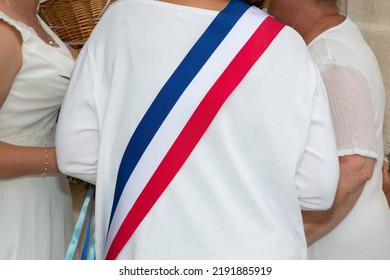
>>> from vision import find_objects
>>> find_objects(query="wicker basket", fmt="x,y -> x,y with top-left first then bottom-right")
39,0 -> 116,47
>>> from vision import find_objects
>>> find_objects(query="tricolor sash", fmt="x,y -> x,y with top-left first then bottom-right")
105,0 -> 284,259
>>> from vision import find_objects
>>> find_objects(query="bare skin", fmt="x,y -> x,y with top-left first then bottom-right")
0,0 -> 77,179
303,155 -> 375,245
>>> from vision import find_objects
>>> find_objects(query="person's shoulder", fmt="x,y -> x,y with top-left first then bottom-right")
277,24 -> 307,47
95,0 -> 148,29
0,10 -> 18,32
267,20 -> 312,58
0,10 -> 33,44
0,15 -> 22,45
103,0 -> 152,16
307,18 -> 365,64
81,1 -> 144,52
262,15 -> 309,52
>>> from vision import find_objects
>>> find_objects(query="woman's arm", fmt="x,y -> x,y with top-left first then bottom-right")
303,154 -> 375,245
302,64 -> 378,245
56,47 -> 99,185
0,20 -> 59,179
0,19 -> 22,108
0,142 -> 59,179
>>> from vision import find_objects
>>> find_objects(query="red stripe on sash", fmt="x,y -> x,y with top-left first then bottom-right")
106,17 -> 284,260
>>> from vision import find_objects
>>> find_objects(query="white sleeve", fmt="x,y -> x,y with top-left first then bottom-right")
296,69 -> 340,210
56,47 -> 100,185
321,64 -> 377,159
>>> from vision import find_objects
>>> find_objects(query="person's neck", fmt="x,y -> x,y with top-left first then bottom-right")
158,0 -> 230,11
292,4 -> 345,45
4,0 -> 39,19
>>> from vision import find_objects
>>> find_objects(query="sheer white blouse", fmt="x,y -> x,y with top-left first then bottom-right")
307,18 -> 390,259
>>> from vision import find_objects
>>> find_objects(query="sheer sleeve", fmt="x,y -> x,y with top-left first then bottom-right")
320,64 -> 377,159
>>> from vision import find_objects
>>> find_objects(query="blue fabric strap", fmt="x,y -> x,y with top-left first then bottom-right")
87,225 -> 96,260
81,191 -> 95,260
65,187 -> 94,260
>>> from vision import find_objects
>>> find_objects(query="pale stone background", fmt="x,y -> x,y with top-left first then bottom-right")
69,0 -> 390,256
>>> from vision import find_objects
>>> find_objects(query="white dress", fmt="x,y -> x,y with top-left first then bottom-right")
307,18 -> 390,259
0,11 -> 75,259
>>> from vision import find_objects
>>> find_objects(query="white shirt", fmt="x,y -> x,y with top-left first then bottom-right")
307,18 -> 390,259
56,0 -> 339,259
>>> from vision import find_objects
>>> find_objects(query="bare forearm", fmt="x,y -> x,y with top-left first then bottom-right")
302,186 -> 363,245
0,141 -> 59,179
302,155 -> 375,246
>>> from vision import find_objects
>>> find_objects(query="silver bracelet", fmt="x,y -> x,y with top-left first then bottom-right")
42,146 -> 49,177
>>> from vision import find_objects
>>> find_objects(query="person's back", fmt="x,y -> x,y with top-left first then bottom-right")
56,0 -> 339,259
307,17 -> 390,260
266,0 -> 390,259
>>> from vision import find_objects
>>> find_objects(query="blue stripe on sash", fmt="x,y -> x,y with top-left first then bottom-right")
109,0 -> 250,226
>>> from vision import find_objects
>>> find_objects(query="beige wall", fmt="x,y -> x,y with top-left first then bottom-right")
340,0 -> 390,155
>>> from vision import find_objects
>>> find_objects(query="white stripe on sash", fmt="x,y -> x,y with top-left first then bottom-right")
104,7 -> 268,256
